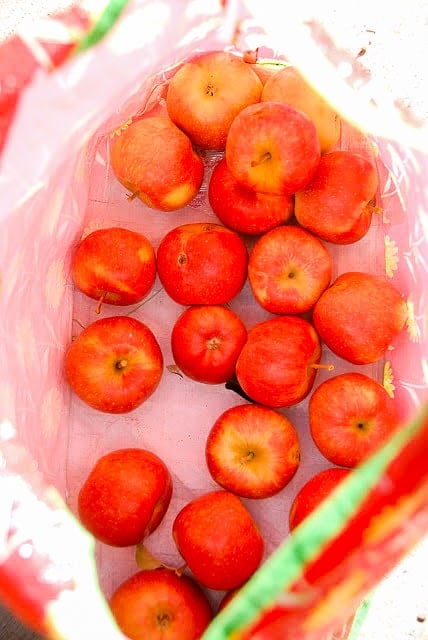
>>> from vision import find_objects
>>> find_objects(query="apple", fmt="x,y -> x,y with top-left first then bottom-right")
65,315 -> 163,413
294,150 -> 379,244
77,448 -> 172,547
208,157 -> 294,235
71,226 -> 156,313
166,50 -> 263,150
288,467 -> 352,531
172,490 -> 264,590
242,50 -> 286,85
261,65 -> 341,152
205,403 -> 300,499
247,225 -> 333,315
156,222 -> 248,305
235,315 -> 330,408
109,116 -> 204,211
109,568 -> 213,640
225,101 -> 320,195
171,304 -> 247,384
309,372 -> 401,467
312,272 -> 408,365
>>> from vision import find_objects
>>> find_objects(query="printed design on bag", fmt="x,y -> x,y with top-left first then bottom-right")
40,387 -> 64,439
41,189 -> 66,238
109,118 -> 132,138
303,569 -> 366,631
384,235 -> 399,277
0,250 -> 26,304
45,260 -> 66,310
405,298 -> 420,343
383,361 -> 395,398
15,318 -> 37,370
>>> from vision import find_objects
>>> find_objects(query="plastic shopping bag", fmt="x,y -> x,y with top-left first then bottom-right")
0,2 -> 427,639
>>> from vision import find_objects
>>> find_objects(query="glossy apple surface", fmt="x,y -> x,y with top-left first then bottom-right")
261,65 -> 341,152
288,467 -> 352,531
248,225 -> 333,314
110,116 -> 204,211
309,372 -> 401,467
166,50 -> 263,150
294,150 -> 379,244
208,157 -> 294,235
171,305 -> 247,384
235,315 -> 323,408
110,568 -> 212,640
172,490 -> 264,590
156,222 -> 248,305
205,403 -> 300,498
225,101 -> 320,195
65,315 -> 163,413
71,227 -> 156,311
312,272 -> 408,364
78,448 -> 172,546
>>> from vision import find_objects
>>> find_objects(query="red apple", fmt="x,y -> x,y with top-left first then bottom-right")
309,372 -> 401,467
171,305 -> 247,384
77,448 -> 172,547
261,65 -> 341,152
156,222 -> 248,305
208,157 -> 294,235
172,490 -> 264,590
65,315 -> 163,413
109,568 -> 213,640
312,272 -> 408,365
71,226 -> 156,313
110,116 -> 204,211
247,225 -> 333,314
225,101 -> 320,195
166,50 -> 263,150
205,403 -> 300,498
235,315 -> 329,408
294,150 -> 379,244
288,467 -> 352,531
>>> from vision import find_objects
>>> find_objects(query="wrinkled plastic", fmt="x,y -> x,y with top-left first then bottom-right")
0,1 -> 427,639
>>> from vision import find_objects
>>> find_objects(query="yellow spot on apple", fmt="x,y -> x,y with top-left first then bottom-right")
137,245 -> 153,263
162,183 -> 195,210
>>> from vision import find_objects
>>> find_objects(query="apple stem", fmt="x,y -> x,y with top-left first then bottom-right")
251,151 -> 272,167
311,363 -> 335,371
127,190 -> 140,202
174,563 -> 187,577
240,451 -> 255,464
95,291 -> 107,314
116,359 -> 128,370
367,198 -> 383,215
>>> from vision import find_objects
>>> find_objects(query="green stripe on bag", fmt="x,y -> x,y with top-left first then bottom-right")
74,0 -> 130,54
202,403 -> 428,640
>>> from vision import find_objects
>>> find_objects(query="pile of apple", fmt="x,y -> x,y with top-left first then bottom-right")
64,51 -> 408,640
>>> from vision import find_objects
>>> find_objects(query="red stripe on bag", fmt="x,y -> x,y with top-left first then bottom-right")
0,5 -> 91,155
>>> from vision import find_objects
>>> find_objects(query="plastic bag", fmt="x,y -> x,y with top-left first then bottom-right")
1,1 -> 427,639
